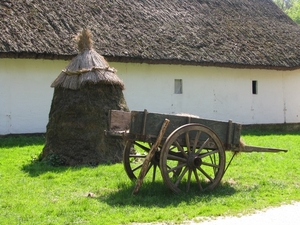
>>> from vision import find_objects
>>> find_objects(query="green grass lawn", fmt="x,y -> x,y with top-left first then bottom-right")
0,131 -> 299,225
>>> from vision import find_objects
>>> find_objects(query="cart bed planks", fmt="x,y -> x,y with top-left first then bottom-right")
108,109 -> 242,150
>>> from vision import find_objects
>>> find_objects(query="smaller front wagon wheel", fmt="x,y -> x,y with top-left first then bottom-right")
123,140 -> 161,182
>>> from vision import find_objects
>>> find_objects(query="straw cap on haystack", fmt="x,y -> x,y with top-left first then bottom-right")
51,29 -> 124,90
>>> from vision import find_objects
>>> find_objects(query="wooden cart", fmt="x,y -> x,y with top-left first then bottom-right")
105,109 -> 287,193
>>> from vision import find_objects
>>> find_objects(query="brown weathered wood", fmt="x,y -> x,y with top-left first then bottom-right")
241,145 -> 288,153
109,110 -> 131,131
142,109 -> 148,136
226,120 -> 233,148
129,111 -> 242,148
132,118 -> 170,195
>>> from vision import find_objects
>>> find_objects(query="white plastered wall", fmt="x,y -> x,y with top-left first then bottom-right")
282,69 -> 300,123
0,58 -> 68,134
114,63 -> 300,124
0,58 -> 299,134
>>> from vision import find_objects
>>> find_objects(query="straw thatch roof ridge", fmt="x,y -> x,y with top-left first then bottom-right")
51,48 -> 124,90
50,28 -> 124,90
1,0 -> 300,70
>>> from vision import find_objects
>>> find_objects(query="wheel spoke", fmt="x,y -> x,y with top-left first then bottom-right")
201,161 -> 220,168
196,137 -> 210,154
174,141 -> 188,158
174,166 -> 189,187
167,154 -> 187,163
193,168 -> 203,191
131,163 -> 143,173
129,154 -> 146,158
199,149 -> 218,158
134,142 -> 151,152
145,162 -> 154,177
152,164 -> 157,182
169,145 -> 177,151
197,166 -> 213,182
185,132 -> 190,152
192,131 -> 202,153
208,151 -> 218,173
167,163 -> 185,173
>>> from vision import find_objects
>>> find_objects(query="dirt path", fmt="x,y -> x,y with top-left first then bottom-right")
133,202 -> 300,225
188,201 -> 300,225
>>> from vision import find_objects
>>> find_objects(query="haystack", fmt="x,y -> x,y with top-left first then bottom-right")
40,29 -> 129,166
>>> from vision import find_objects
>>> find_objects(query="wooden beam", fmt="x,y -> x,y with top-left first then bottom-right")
132,118 -> 170,195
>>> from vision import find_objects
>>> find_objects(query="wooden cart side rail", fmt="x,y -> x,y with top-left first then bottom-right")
106,110 -> 243,149
129,110 -> 242,148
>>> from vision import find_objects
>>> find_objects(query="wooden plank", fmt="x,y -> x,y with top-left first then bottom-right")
132,119 -> 170,195
109,110 -> 131,131
226,120 -> 233,148
130,110 -> 242,146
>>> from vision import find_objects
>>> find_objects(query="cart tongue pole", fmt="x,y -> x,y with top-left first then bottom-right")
241,145 -> 288,153
132,118 -> 170,195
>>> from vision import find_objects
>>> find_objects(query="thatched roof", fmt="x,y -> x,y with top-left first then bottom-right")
51,29 -> 124,90
1,0 -> 300,70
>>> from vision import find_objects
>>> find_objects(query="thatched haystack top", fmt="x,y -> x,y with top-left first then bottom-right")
51,29 -> 124,90
1,0 -> 300,70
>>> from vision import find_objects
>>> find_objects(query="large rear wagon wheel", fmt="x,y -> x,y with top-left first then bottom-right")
123,140 -> 161,182
160,124 -> 225,193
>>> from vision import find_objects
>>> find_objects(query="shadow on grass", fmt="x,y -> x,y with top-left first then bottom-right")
21,160 -> 73,176
22,158 -> 113,177
22,158 -> 102,177
100,181 -> 236,207
0,134 -> 45,148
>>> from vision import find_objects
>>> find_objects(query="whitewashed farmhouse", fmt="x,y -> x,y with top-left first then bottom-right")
1,0 -> 300,135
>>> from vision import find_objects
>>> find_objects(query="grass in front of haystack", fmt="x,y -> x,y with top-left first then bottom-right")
0,132 -> 299,224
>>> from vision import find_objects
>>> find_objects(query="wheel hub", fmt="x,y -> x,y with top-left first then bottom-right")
187,153 -> 202,168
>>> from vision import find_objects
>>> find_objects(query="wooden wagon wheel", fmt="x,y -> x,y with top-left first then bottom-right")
123,140 -> 161,182
160,124 -> 225,193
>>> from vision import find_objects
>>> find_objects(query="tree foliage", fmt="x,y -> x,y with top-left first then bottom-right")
287,0 -> 300,24
273,0 -> 300,24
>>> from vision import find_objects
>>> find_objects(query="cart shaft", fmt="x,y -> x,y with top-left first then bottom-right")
240,145 -> 288,153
